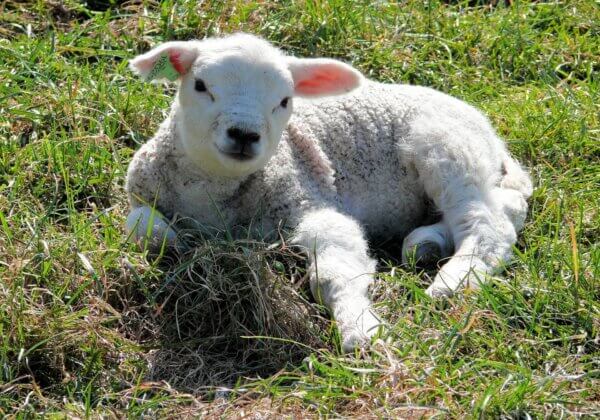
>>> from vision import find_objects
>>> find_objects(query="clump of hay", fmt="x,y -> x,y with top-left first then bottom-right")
146,223 -> 330,393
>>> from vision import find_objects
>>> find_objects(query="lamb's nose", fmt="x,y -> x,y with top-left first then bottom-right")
227,127 -> 260,146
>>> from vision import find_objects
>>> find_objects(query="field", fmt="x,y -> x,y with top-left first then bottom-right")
1,0 -> 599,417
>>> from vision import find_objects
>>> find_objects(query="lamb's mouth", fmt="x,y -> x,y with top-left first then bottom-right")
217,147 -> 256,161
222,151 -> 255,161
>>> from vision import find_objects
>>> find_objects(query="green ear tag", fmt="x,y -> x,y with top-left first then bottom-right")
147,53 -> 180,82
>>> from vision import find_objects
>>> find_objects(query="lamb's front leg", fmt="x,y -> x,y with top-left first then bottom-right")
126,206 -> 177,248
293,208 -> 381,352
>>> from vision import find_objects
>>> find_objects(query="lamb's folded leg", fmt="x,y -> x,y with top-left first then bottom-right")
126,206 -> 177,248
293,208 -> 381,352
426,184 -> 520,297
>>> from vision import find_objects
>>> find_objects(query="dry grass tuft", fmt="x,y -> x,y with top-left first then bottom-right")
137,223 -> 330,392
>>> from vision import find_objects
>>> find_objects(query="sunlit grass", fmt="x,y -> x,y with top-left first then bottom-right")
0,0 -> 598,417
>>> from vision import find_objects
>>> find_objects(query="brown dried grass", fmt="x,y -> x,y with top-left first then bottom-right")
136,222 -> 331,392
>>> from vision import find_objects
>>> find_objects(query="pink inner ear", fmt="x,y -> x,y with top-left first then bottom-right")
295,65 -> 357,95
169,52 -> 186,74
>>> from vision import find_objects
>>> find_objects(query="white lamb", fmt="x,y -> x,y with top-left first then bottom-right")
126,33 -> 532,351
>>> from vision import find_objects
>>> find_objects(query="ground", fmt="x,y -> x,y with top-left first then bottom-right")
0,0 -> 599,417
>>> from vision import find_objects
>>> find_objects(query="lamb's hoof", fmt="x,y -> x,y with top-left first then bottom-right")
426,270 -> 463,298
125,207 -> 184,255
414,241 -> 442,267
425,283 -> 454,298
339,309 -> 381,353
426,265 -> 486,298
403,241 -> 442,267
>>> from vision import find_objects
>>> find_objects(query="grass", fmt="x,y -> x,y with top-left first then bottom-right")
0,0 -> 598,417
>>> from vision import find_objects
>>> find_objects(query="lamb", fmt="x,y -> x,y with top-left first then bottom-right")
126,33 -> 532,351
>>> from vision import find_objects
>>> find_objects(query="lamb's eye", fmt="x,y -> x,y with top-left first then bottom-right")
280,97 -> 290,108
195,79 -> 207,92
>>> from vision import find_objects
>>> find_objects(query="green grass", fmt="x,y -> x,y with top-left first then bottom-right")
1,0 -> 599,417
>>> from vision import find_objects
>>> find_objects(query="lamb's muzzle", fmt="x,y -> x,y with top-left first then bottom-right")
222,127 -> 261,160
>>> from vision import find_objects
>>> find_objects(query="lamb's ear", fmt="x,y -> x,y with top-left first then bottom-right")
129,41 -> 198,82
287,57 -> 364,97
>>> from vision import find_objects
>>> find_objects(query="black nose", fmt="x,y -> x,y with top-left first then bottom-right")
227,127 -> 260,146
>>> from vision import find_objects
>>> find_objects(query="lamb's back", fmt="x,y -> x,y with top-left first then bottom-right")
285,82 -> 431,238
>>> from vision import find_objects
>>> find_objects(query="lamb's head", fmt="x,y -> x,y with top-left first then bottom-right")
130,33 -> 364,178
